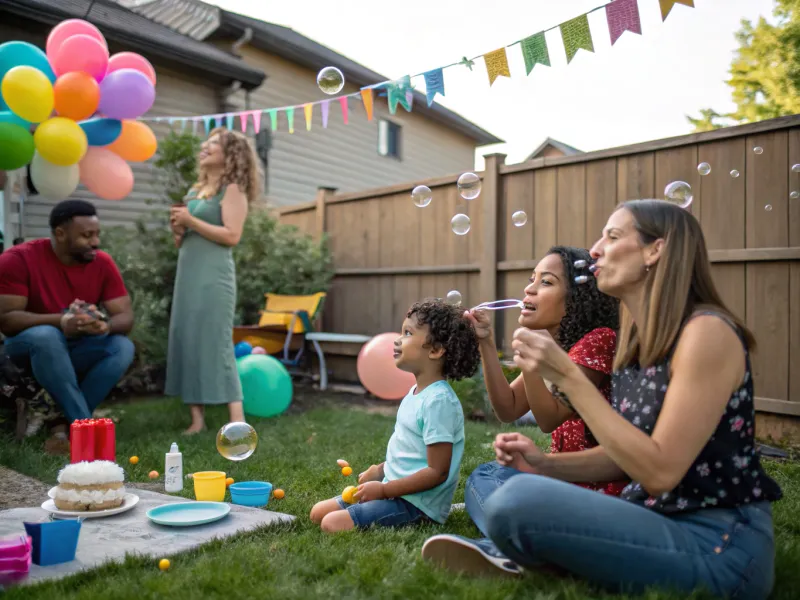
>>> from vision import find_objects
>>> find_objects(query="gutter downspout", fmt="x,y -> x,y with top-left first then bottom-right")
232,27 -> 253,57
219,27 -> 253,113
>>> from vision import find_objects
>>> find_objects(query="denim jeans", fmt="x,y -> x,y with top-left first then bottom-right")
4,325 -> 135,423
335,495 -> 430,529
484,474 -> 776,599
465,461 -> 525,537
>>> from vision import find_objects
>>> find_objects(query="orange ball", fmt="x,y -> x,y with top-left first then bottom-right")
148,470 -> 159,479
273,488 -> 285,499
129,456 -> 139,465
341,466 -> 353,476
225,477 -> 234,487
53,72 -> 100,121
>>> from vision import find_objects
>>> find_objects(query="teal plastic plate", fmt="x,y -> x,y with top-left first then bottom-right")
146,502 -> 231,527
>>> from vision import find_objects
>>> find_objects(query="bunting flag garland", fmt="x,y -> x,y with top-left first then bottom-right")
484,48 -> 511,86
144,0 -> 696,135
607,0 -> 642,45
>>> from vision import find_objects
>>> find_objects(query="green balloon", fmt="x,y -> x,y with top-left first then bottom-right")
0,122 -> 34,170
237,354 -> 293,418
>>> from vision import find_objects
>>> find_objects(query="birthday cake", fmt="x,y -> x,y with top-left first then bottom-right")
51,460 -> 127,511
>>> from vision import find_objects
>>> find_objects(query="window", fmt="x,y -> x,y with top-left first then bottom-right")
378,119 -> 401,159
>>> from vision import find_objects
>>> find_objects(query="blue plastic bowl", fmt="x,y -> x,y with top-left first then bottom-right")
229,481 -> 272,507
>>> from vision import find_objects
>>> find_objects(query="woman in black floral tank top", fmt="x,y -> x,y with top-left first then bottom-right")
423,200 -> 781,599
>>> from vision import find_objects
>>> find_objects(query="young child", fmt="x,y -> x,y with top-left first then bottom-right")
310,299 -> 480,532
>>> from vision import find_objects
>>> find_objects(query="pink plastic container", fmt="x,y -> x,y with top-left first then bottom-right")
0,535 -> 31,586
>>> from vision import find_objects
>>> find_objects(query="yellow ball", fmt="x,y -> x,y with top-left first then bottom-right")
33,117 -> 88,166
129,456 -> 139,465
342,485 -> 358,504
341,466 -> 353,476
1,65 -> 54,123
159,558 -> 170,571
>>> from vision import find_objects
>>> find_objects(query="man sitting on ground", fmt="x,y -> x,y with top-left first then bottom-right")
0,200 -> 135,443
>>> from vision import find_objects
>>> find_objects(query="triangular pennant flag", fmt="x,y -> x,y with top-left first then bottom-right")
192,118 -> 198,134
252,110 -> 261,133
239,111 -> 249,133
339,96 -> 349,124
659,0 -> 694,21
423,68 -> 445,106
520,32 -> 550,75
360,88 -> 374,121
225,113 -> 234,130
268,109 -> 277,130
304,103 -> 313,131
606,0 -> 642,45
560,14 -> 594,64
405,89 -> 414,110
286,107 -> 295,134
387,76 -> 412,115
483,48 -> 510,86
321,100 -> 330,128
167,117 -> 175,126
202,116 -> 212,133
180,119 -> 188,132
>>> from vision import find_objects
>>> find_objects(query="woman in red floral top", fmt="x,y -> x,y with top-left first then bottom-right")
459,246 -> 625,539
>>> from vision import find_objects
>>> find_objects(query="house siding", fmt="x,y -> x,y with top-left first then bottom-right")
228,46 -> 478,207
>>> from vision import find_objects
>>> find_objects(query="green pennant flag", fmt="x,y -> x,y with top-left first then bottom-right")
268,109 -> 277,130
560,14 -> 594,64
520,32 -> 550,75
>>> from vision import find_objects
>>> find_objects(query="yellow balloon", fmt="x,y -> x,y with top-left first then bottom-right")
1,66 -> 54,124
34,117 -> 88,166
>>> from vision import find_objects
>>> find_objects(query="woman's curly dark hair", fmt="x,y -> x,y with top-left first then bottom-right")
546,246 -> 620,352
407,299 -> 480,381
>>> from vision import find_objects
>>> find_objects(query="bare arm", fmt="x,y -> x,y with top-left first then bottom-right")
103,296 -> 134,335
560,316 -> 745,496
382,443 -> 452,498
479,337 -> 532,423
539,446 -> 627,483
0,295 -> 62,337
180,184 -> 248,247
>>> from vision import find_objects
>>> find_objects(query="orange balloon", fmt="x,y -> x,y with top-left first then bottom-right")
53,72 -> 99,121
106,120 -> 157,162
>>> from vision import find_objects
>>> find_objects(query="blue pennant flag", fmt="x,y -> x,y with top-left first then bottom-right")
387,75 -> 413,115
423,69 -> 445,106
202,116 -> 212,132
226,114 -> 234,130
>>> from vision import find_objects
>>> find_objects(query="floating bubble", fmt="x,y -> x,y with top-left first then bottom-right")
793,164 -> 800,173
697,162 -> 711,176
411,185 -> 432,208
765,204 -> 773,212
511,210 -> 527,227
730,169 -> 740,178
451,213 -> 471,235
573,259 -> 588,269
446,290 -> 462,306
457,172 -> 481,200
753,146 -> 763,155
317,66 -> 345,95
791,191 -> 800,200
216,422 -> 258,461
574,275 -> 590,285
664,181 -> 693,208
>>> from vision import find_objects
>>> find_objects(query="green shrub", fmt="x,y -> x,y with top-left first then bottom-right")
102,130 -> 334,369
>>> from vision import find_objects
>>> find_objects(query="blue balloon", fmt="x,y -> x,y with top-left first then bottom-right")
0,110 -> 29,129
79,117 -> 123,146
0,41 -> 56,112
234,342 -> 253,359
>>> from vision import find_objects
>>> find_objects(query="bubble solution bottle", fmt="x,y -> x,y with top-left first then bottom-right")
164,442 -> 183,492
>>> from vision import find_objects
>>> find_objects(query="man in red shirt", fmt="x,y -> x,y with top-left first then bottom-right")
0,199 -> 135,424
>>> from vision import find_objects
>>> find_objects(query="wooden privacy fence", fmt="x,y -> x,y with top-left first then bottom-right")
278,114 -> 800,420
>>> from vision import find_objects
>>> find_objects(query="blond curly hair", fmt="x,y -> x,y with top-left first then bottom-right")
193,127 -> 263,204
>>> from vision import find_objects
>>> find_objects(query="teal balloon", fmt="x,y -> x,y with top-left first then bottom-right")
237,355 -> 293,418
0,41 -> 56,111
0,110 -> 28,128
79,117 -> 123,146
0,122 -> 35,170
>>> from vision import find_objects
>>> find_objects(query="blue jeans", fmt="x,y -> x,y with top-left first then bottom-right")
334,495 -> 430,529
4,325 -> 135,423
466,461 -> 525,536
484,474 -> 776,599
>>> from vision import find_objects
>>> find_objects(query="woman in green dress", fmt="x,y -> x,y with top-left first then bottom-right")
167,127 -> 262,434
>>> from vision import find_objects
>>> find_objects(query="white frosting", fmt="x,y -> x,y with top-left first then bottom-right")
57,460 -> 125,485
54,486 -> 127,505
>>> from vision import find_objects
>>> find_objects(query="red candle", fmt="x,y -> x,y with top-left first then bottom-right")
69,421 -> 83,464
95,418 -> 116,462
81,420 -> 96,462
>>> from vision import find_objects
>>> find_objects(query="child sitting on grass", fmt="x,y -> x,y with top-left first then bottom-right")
310,299 -> 480,532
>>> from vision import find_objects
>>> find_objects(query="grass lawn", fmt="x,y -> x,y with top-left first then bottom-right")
1,392 -> 799,600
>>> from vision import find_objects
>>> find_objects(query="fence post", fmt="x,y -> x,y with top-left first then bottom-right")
480,153 -> 506,338
314,186 -> 337,332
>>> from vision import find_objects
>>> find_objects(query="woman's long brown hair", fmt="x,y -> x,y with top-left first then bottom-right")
193,127 -> 263,204
613,199 -> 755,370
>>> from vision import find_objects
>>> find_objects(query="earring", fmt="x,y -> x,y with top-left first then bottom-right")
645,265 -> 651,273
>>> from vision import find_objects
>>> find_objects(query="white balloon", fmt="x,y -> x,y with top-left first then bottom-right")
30,151 -> 79,200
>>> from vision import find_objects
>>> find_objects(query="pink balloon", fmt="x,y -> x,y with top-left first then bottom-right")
107,52 -> 157,86
46,19 -> 107,64
357,333 -> 416,401
52,35 -> 109,81
252,346 -> 267,355
79,147 -> 133,201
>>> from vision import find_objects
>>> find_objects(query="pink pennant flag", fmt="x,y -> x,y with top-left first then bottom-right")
239,111 -> 249,133
251,110 -> 262,133
606,0 -> 642,45
339,96 -> 348,125
321,100 -> 330,128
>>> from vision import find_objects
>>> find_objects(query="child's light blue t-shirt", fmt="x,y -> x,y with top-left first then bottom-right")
383,379 -> 465,524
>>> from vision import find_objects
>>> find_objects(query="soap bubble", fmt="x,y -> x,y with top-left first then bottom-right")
511,211 -> 527,227
791,191 -> 800,200
765,204 -> 773,212
446,290 -> 462,305
411,185 -> 432,208
217,422 -> 258,461
793,164 -> 800,173
317,66 -> 345,95
451,213 -> 471,235
574,275 -> 590,285
753,146 -> 763,155
457,172 -> 481,200
573,259 -> 588,269
664,181 -> 693,208
697,162 -> 711,176
730,169 -> 740,178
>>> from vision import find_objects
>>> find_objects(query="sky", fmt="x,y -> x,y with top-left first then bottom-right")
211,0 -> 777,167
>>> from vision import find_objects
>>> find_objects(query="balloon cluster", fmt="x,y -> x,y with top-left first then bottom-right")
0,19 -> 158,201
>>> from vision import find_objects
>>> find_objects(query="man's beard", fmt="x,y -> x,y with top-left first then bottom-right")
71,247 -> 97,263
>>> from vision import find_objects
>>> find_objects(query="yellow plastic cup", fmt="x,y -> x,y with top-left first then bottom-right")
193,471 -> 227,502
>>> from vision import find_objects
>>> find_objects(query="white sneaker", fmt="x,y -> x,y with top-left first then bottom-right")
421,534 -> 521,576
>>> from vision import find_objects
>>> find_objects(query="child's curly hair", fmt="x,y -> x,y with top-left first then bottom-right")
407,299 -> 480,381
